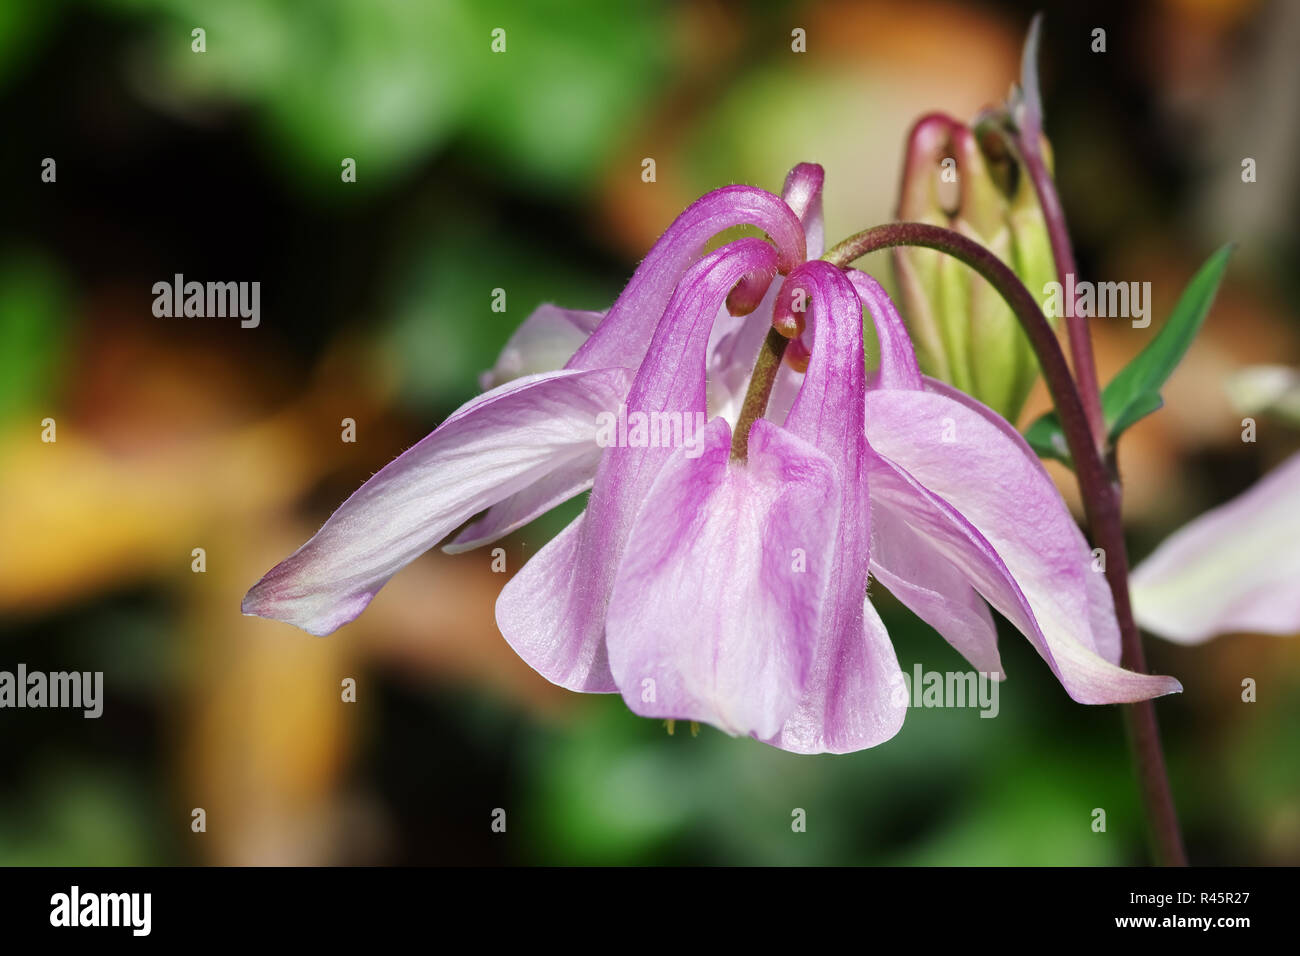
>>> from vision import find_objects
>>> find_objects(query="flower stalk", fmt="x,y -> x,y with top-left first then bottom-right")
825,222 -> 1187,866
731,327 -> 789,461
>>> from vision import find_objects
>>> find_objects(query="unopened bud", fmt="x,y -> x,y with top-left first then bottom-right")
891,112 -> 1056,422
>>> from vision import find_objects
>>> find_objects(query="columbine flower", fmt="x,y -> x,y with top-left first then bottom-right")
244,163 -> 1179,754
891,112 -> 1056,422
1130,450 -> 1300,643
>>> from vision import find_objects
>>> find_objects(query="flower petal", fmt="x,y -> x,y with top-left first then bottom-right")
495,239 -> 778,690
492,512 -> 607,686
1131,450 -> 1300,643
765,262 -> 909,753
606,418 -> 839,739
847,269 -> 923,391
781,162 -> 825,259
242,367 -> 632,636
869,505 -> 1004,677
442,447 -> 600,553
769,596 -> 906,754
866,383 -> 1180,703
848,282 -> 1003,677
568,186 -> 804,372
479,304 -> 602,391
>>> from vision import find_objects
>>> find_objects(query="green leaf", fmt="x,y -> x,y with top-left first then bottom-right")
1021,244 -> 1233,464
1099,243 -> 1233,444
1023,410 -> 1069,465
1107,389 -> 1165,440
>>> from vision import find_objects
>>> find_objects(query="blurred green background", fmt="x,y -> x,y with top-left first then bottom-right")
1,0 -> 1297,865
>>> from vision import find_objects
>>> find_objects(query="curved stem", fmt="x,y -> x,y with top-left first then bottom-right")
825,223 -> 1187,866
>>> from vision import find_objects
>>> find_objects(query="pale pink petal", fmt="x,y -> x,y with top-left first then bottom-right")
495,240 -> 778,691
492,513 -> 614,689
870,505 -> 1004,677
781,162 -> 825,259
866,384 -> 1180,703
474,181 -> 810,547
242,367 -> 630,636
1131,451 -> 1300,643
443,448 -> 600,553
769,597 -> 906,754
606,419 -> 840,739
479,304 -> 602,391
847,269 -> 923,392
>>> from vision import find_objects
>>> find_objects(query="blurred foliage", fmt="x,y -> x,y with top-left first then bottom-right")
382,213 -> 618,411
0,765 -> 157,866
519,609 -> 1148,865
93,0 -> 670,193
0,0 -> 61,88
0,252 -> 68,422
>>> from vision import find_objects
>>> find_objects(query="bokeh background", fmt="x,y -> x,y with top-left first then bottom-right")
1,0 -> 1297,865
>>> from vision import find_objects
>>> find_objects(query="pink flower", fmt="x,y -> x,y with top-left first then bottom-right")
244,164 -> 1179,753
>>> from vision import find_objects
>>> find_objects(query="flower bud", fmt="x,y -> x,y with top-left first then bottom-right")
891,112 -> 1057,422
